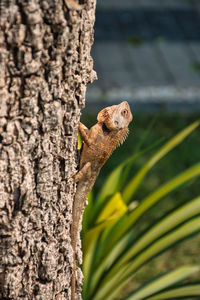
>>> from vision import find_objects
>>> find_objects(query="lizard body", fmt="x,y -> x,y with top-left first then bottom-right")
70,101 -> 133,300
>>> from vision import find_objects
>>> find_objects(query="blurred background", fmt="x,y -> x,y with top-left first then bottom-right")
87,0 -> 200,112
82,0 -> 200,297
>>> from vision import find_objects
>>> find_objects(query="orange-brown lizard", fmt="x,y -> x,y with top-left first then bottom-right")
70,101 -> 133,300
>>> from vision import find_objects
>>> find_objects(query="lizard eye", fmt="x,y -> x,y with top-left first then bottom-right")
121,109 -> 128,117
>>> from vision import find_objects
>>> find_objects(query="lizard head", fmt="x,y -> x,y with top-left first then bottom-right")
97,101 -> 133,130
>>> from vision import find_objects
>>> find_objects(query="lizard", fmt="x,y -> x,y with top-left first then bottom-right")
70,101 -> 133,300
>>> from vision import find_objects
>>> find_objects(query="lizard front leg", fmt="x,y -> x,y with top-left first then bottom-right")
79,122 -> 92,146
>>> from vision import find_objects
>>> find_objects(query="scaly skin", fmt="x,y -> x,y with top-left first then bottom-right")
70,101 -> 133,300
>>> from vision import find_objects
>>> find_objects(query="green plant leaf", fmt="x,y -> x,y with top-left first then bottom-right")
126,265 -> 200,300
77,132 -> 82,150
108,196 -> 200,276
103,163 -> 200,253
82,237 -> 98,299
97,192 -> 127,223
88,233 -> 130,297
147,284 -> 200,300
89,196 -> 200,297
123,120 -> 200,204
83,193 -> 127,252
97,165 -> 127,203
94,216 -> 200,300
82,191 -> 93,233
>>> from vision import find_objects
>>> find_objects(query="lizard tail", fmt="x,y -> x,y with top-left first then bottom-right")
71,251 -> 76,300
71,227 -> 77,300
71,220 -> 77,300
70,191 -> 83,300
70,178 -> 92,299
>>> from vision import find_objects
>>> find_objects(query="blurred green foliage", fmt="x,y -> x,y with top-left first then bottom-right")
80,112 -> 200,300
127,35 -> 143,46
191,61 -> 200,73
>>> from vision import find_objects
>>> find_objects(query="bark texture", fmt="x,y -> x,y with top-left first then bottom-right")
0,0 -> 96,299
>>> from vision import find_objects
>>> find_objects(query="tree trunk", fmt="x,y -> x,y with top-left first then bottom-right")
0,0 -> 96,299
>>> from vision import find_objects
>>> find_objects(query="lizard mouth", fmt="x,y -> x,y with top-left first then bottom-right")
102,122 -> 111,133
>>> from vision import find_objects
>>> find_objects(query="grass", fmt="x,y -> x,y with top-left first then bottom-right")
81,111 -> 200,293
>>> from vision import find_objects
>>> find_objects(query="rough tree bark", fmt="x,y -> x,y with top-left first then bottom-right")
0,0 -> 96,299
